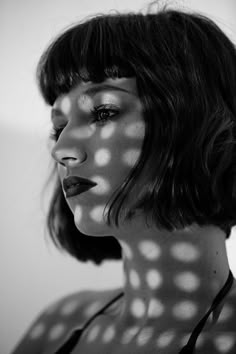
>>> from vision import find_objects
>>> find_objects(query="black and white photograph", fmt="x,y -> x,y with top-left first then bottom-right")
1,0 -> 236,353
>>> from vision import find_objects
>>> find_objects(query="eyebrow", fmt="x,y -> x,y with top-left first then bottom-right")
82,84 -> 137,97
51,84 -> 137,120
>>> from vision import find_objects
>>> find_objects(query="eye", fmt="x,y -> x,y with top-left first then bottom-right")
90,104 -> 119,125
49,104 -> 119,142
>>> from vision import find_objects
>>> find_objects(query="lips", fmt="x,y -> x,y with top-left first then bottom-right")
63,176 -> 97,198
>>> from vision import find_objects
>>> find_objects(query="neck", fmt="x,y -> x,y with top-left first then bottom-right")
113,218 -> 230,334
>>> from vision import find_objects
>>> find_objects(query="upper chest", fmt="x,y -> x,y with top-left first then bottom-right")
73,286 -> 236,354
44,285 -> 236,354
71,312 -> 236,354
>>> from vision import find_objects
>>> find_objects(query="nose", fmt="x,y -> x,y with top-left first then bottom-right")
51,145 -> 87,168
50,115 -> 89,169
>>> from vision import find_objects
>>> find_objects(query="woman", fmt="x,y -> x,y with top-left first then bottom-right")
12,3 -> 236,354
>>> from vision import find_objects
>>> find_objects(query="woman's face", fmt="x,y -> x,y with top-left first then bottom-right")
50,77 -> 145,236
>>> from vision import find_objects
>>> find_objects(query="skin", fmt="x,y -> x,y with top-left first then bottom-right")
49,77 -> 236,353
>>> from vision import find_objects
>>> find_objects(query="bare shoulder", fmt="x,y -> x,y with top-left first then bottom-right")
11,287 -> 123,354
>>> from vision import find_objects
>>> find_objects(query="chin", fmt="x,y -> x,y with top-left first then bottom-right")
74,223 -> 112,237
73,213 -> 112,237
71,202 -> 110,233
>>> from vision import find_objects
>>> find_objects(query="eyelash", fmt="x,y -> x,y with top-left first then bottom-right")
49,105 -> 119,141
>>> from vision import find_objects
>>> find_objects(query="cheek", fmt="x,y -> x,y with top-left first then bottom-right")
94,148 -> 112,166
108,120 -> 145,192
111,119 -> 145,167
122,148 -> 142,167
125,119 -> 145,140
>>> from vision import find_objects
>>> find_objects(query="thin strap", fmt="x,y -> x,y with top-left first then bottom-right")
54,291 -> 124,354
179,270 -> 234,354
54,271 -> 234,354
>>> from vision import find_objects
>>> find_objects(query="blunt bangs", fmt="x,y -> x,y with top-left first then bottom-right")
38,8 -> 236,264
36,14 -> 139,106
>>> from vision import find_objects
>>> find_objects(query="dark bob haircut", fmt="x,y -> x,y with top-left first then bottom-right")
37,3 -> 236,265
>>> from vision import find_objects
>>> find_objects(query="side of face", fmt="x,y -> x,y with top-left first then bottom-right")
50,77 -> 146,236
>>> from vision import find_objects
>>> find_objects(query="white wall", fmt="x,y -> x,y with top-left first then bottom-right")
1,0 -> 236,353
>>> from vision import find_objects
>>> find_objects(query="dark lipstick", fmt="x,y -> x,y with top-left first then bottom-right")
63,176 -> 97,198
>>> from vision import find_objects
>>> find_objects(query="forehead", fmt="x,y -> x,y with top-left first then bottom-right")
53,77 -> 138,109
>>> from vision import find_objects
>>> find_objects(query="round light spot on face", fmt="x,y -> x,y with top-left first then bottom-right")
102,325 -> 116,343
218,304 -> 233,322
156,330 -> 175,348
148,298 -> 164,318
84,301 -> 101,317
60,96 -> 71,114
87,324 -> 100,342
214,334 -> 235,353
131,298 -> 146,318
72,125 -> 96,139
74,205 -> 83,225
121,326 -> 140,344
60,299 -> 78,316
136,326 -> 153,346
90,205 -> 106,223
122,149 -> 141,166
174,272 -> 200,292
100,92 -> 121,105
125,121 -> 145,139
77,94 -> 93,112
48,323 -> 65,341
173,300 -> 197,320
129,269 -> 141,288
100,121 -> 116,139
138,240 -> 161,260
146,269 -> 162,289
90,176 -> 110,195
94,148 -> 111,166
171,242 -> 200,262
120,240 -> 133,259
29,323 -> 45,340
